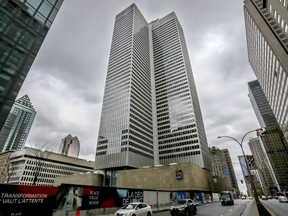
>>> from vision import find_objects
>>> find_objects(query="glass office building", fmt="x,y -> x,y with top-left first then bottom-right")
248,80 -> 288,190
95,4 -> 211,174
244,0 -> 288,139
0,94 -> 36,152
0,0 -> 64,131
244,0 -> 288,190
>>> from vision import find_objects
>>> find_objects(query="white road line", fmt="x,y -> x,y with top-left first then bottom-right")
229,209 -> 232,211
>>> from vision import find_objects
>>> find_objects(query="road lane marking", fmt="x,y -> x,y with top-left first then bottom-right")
229,209 -> 232,211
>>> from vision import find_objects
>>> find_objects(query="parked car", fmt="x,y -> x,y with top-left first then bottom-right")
279,196 -> 288,203
114,202 -> 152,216
170,199 -> 197,216
261,196 -> 268,200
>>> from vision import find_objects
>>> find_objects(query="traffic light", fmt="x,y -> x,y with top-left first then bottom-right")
256,127 -> 266,136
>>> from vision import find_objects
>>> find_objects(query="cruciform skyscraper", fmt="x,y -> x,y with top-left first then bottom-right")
95,4 -> 211,173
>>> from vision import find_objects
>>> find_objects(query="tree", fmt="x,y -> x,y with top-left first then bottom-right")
29,142 -> 57,185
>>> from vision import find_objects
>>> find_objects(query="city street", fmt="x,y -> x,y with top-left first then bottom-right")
154,199 -> 258,216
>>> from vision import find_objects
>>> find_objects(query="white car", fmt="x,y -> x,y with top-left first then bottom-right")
115,202 -> 153,216
279,196 -> 288,203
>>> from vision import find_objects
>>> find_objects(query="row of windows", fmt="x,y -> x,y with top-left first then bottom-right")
160,144 -> 200,154
126,138 -> 153,153
158,118 -> 195,132
131,83 -> 151,105
130,103 -> 152,121
153,47 -> 182,68
159,151 -> 201,160
159,133 -> 198,144
156,85 -> 189,101
269,3 -> 288,34
20,176 -> 54,184
129,124 -> 153,141
131,95 -> 151,115
156,93 -> 190,109
157,107 -> 194,123
158,128 -> 196,140
121,146 -> 153,159
157,107 -> 192,120
96,145 -> 107,151
129,128 -> 153,143
155,74 -> 187,93
25,162 -> 84,172
159,139 -> 199,150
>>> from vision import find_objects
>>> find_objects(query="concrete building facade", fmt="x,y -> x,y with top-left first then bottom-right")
5,147 -> 94,186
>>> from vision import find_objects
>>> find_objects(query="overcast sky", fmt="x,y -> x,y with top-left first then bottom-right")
19,0 -> 260,194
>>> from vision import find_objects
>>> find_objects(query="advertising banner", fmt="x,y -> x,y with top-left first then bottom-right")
0,184 -> 58,216
55,184 -> 144,211
0,184 -> 144,215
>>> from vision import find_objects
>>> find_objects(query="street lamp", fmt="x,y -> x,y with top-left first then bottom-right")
217,128 -> 266,204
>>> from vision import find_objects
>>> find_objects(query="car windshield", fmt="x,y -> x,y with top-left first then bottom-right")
221,194 -> 230,199
173,200 -> 187,205
121,203 -> 137,209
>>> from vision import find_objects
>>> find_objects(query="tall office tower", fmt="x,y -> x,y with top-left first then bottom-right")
0,0 -> 64,131
210,146 -> 236,194
248,80 -> 288,190
0,95 -> 36,152
209,146 -> 226,178
244,1 -> 288,140
59,134 -> 80,158
95,4 -> 211,175
221,149 -> 240,195
248,137 -> 277,195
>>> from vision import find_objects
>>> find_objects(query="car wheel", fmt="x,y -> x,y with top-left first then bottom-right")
147,212 -> 151,216
193,207 -> 197,215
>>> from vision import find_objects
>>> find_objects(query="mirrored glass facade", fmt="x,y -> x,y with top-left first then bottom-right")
0,0 -> 64,131
95,4 -> 211,171
244,0 -> 288,190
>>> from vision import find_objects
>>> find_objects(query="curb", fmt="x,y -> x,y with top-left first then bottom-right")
260,201 -> 276,216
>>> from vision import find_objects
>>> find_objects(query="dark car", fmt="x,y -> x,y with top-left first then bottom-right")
170,199 -> 197,216
220,191 -> 234,206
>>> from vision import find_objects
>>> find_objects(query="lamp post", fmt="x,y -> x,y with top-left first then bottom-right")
217,128 -> 265,204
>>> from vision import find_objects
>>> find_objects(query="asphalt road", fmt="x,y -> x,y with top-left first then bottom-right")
154,199 -> 258,216
260,199 -> 288,216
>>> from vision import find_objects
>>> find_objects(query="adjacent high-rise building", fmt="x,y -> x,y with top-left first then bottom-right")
221,149 -> 240,196
248,137 -> 277,195
248,80 -> 288,190
0,95 -> 36,152
238,155 -> 260,196
95,4 -> 211,177
244,0 -> 288,133
5,147 -> 94,185
0,0 -> 64,131
59,134 -> 80,158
